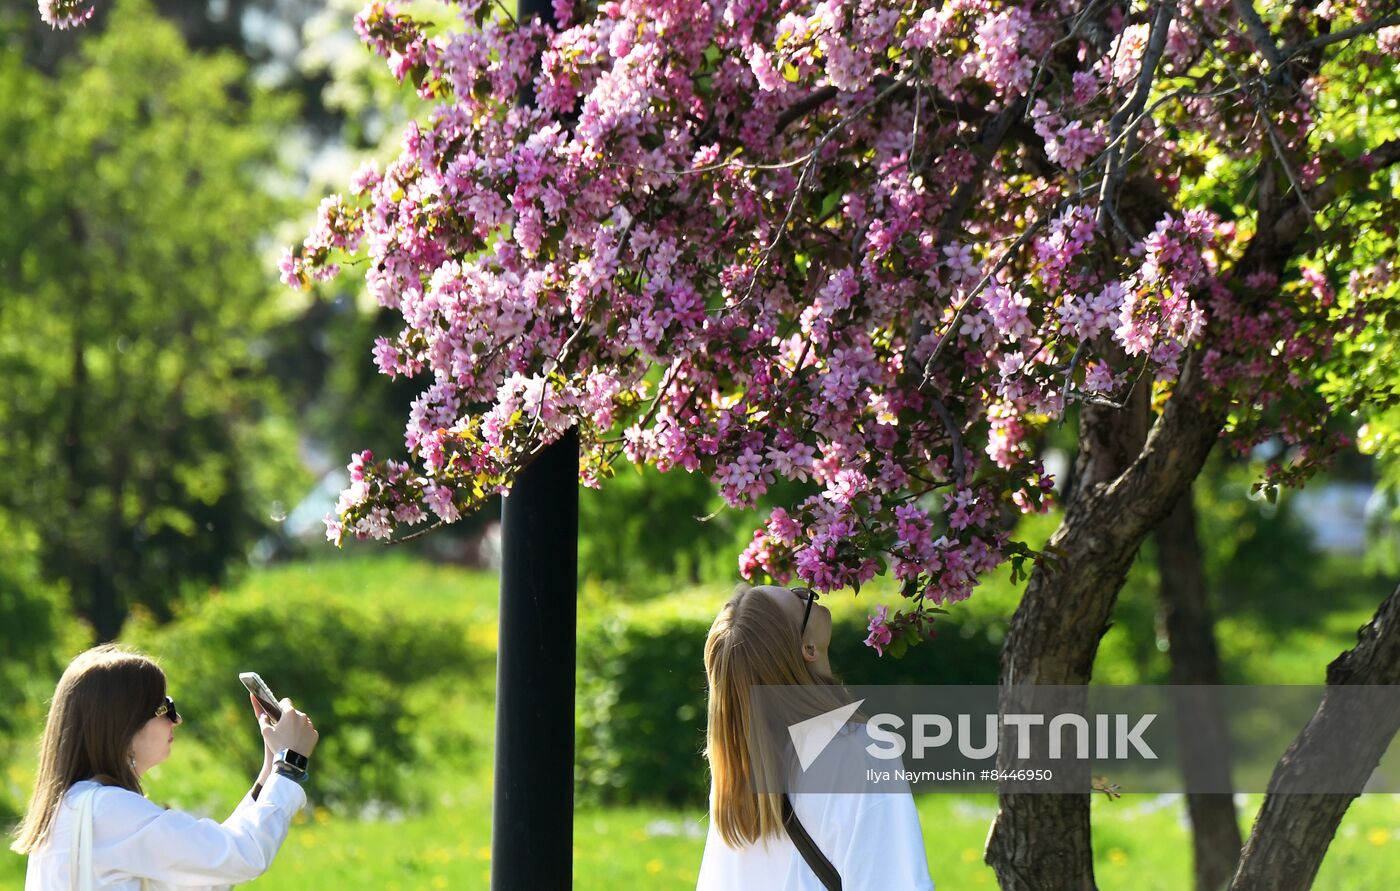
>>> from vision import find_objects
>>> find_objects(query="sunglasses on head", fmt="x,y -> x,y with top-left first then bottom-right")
153,696 -> 180,724
791,586 -> 820,636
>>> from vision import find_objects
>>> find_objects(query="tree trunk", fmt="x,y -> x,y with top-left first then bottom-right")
1156,488 -> 1243,891
985,349 -> 1227,891
62,281 -> 123,640
57,212 -> 123,641
1226,583 -> 1400,891
981,15 -> 1399,884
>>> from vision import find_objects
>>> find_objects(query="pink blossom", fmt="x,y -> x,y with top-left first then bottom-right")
269,0 -> 1360,631
424,482 -> 461,523
38,0 -> 93,29
864,605 -> 893,656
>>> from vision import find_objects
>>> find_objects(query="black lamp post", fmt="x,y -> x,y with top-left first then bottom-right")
492,429 -> 579,890
490,5 -> 578,888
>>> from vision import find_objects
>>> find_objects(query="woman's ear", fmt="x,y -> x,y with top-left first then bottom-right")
801,641 -> 819,663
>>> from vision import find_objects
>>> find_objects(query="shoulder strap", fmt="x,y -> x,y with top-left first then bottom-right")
781,793 -> 842,891
71,786 -> 152,891
73,786 -> 97,891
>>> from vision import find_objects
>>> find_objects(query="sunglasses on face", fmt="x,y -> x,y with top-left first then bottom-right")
153,696 -> 180,724
791,586 -> 820,636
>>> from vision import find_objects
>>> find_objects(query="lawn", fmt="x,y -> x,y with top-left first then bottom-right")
115,788 -> 1395,890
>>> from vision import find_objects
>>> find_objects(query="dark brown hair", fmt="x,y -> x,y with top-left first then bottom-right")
9,643 -> 167,854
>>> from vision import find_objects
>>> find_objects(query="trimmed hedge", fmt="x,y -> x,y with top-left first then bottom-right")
125,581 -> 490,813
575,587 -> 1002,807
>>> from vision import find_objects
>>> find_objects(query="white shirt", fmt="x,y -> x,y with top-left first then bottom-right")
696,723 -> 936,890
25,774 -> 307,891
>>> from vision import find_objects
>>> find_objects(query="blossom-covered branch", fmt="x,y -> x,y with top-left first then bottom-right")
284,0 -> 1400,652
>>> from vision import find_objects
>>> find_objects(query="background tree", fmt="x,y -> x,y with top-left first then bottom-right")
0,0 -> 304,640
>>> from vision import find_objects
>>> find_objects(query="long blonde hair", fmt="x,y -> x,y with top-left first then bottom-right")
704,585 -> 848,848
10,643 -> 167,854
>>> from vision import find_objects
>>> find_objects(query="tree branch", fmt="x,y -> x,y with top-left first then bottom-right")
903,96 -> 1035,377
1277,12 -> 1400,68
1269,137 -> 1400,249
916,195 -> 1072,391
929,397 -> 966,485
1231,0 -> 1295,89
774,86 -> 839,134
1097,0 -> 1175,233
1225,583 -> 1400,891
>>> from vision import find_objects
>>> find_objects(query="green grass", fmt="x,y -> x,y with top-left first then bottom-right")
25,786 -> 1379,891
4,551 -> 1399,888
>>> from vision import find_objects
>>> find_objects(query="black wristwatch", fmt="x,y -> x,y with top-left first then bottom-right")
274,748 -> 310,782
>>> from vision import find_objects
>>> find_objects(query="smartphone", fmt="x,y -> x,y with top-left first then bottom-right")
239,672 -> 283,721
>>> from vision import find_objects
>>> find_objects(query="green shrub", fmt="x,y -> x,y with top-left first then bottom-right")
124,579 -> 490,814
576,591 -> 716,807
574,584 -> 1002,807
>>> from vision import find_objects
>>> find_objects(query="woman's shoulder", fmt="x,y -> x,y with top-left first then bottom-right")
826,719 -> 905,767
790,719 -> 914,797
67,779 -> 159,816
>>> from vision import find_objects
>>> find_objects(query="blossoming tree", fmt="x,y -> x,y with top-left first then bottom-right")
290,2 -> 1400,889
44,0 -> 1400,888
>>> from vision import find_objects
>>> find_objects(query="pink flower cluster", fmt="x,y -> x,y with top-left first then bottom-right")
865,605 -> 893,655
38,0 -> 93,29
864,603 -> 939,657
286,0 -> 1373,651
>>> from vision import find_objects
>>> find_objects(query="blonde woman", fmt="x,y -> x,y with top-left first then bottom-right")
698,585 -> 935,890
12,643 -> 319,890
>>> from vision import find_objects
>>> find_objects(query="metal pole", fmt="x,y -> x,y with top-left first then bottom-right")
491,425 -> 578,891
491,2 -> 577,885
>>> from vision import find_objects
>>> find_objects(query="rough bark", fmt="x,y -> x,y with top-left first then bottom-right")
986,352 -> 1206,890
1226,583 -> 1400,891
983,92 -> 1400,891
1157,489 -> 1243,891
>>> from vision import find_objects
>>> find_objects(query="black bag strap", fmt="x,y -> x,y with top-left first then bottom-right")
782,793 -> 842,890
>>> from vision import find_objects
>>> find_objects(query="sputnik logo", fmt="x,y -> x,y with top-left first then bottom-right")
788,699 -> 865,771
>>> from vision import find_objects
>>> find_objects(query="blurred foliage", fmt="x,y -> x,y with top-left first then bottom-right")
124,576 -> 490,813
0,515 -> 93,825
1294,38 -> 1400,544
1091,451 -> 1399,687
1194,460 -> 1323,622
578,466 -> 755,594
0,516 -> 86,740
0,0 -> 308,639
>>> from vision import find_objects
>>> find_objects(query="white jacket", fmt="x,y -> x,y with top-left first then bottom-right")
697,723 -> 936,890
25,775 -> 306,890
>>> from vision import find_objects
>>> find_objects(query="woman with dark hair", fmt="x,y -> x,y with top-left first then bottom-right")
12,643 -> 319,890
698,585 -> 935,890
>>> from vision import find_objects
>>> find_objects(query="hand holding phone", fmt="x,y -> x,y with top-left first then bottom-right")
239,672 -> 283,721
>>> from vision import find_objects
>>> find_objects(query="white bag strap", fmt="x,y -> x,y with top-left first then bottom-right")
72,785 -> 97,891
71,784 -> 151,891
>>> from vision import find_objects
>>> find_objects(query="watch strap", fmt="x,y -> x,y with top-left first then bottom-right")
273,761 -> 308,783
